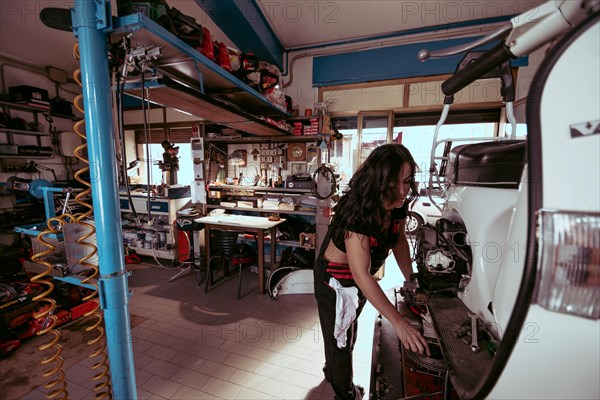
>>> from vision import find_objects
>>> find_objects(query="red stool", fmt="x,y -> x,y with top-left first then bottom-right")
169,216 -> 204,285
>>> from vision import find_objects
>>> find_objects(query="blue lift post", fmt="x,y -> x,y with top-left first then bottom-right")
71,0 -> 137,398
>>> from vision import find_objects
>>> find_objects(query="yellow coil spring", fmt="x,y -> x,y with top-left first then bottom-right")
30,216 -> 70,400
71,42 -> 112,399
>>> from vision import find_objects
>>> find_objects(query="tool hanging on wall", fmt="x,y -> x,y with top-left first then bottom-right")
206,143 -> 231,183
313,164 -> 337,200
190,135 -> 206,206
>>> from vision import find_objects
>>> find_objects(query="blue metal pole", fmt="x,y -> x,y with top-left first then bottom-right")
71,1 -> 137,398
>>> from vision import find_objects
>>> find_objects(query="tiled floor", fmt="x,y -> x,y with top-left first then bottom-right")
17,255 -> 405,400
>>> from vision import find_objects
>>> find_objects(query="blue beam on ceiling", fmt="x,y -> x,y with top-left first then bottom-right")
313,37 -> 529,87
290,16 -> 515,52
194,0 -> 284,69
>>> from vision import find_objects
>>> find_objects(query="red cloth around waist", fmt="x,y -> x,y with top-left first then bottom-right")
326,261 -> 354,280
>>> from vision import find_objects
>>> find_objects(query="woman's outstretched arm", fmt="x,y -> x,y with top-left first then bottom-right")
345,232 -> 429,355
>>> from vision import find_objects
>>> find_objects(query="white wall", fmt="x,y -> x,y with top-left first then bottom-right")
283,56 -> 319,116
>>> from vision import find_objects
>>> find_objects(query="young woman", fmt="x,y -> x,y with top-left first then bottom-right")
314,144 -> 430,399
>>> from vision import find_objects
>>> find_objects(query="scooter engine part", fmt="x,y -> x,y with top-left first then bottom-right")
424,249 -> 456,273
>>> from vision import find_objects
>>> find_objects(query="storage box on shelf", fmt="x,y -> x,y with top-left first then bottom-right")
288,116 -> 322,136
8,85 -> 50,108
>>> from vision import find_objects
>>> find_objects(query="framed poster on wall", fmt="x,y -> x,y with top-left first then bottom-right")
290,162 -> 307,175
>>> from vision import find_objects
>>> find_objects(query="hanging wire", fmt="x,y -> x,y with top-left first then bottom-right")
29,216 -> 69,400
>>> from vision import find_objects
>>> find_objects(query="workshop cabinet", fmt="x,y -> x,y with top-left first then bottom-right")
119,194 -> 190,260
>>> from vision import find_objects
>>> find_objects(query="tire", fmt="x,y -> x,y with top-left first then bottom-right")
405,212 -> 424,235
267,267 -> 297,300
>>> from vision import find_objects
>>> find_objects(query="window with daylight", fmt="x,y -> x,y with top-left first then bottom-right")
330,108 -> 515,189
136,142 -> 194,186
132,126 -> 197,187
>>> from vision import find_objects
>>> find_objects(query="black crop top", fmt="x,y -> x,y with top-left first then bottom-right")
327,203 -> 408,273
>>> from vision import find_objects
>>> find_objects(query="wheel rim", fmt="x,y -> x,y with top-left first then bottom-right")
406,214 -> 420,233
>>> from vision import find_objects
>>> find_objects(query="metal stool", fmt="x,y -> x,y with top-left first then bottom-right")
169,216 -> 204,285
205,230 -> 254,299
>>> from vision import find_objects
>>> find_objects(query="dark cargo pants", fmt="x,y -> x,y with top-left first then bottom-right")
314,256 -> 367,400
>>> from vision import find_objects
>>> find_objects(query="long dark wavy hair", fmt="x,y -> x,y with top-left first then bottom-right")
332,144 -> 419,242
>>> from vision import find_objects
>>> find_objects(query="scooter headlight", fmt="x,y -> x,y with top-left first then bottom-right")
536,210 -> 600,319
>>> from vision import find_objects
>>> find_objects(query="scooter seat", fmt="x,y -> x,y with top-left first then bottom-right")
446,140 -> 526,188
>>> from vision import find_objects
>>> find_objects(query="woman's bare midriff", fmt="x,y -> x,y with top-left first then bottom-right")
323,240 -> 349,265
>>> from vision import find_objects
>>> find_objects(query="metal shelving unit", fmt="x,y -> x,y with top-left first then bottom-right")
0,101 -> 54,159
111,13 -> 291,136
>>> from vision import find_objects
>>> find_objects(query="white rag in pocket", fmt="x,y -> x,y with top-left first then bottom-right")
329,277 -> 359,348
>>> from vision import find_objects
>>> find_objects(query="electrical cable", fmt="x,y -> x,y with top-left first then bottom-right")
141,72 -> 153,223
112,42 -> 182,268
114,72 -> 138,221
44,114 -> 78,181
34,163 -> 58,182
57,83 -> 80,96
29,217 -> 69,399
150,229 -> 180,270
137,71 -> 180,269
424,222 -> 470,264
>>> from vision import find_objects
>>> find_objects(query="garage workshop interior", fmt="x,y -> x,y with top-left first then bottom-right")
1,1 -> 599,400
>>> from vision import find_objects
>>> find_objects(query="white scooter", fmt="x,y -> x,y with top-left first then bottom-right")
403,1 -> 599,399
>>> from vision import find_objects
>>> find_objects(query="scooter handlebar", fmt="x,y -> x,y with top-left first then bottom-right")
441,43 -> 513,97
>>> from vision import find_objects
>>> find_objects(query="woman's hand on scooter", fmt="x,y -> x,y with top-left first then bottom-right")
393,318 -> 430,356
